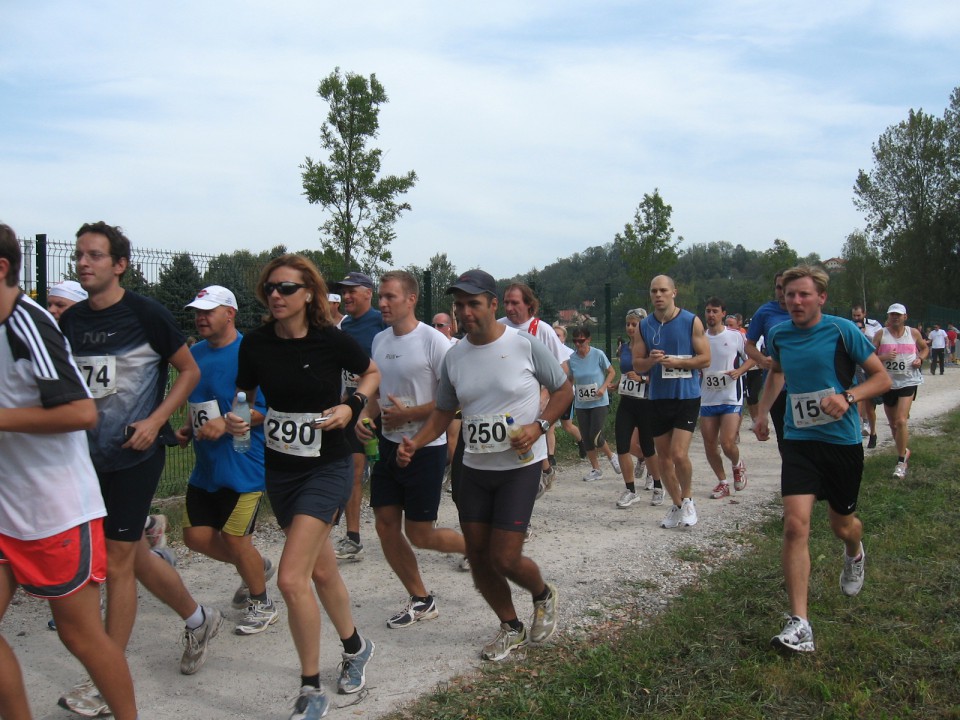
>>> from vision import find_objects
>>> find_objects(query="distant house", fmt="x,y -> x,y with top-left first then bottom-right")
824,257 -> 846,272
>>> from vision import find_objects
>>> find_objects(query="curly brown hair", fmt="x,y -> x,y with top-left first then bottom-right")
255,254 -> 332,329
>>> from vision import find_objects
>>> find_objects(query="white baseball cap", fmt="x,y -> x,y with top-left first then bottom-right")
328,293 -> 341,303
48,280 -> 88,303
887,303 -> 907,315
185,285 -> 238,310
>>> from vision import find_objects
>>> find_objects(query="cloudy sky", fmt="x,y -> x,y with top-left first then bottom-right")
2,1 -> 958,280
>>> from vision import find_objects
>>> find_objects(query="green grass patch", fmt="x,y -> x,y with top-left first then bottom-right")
385,410 -> 960,720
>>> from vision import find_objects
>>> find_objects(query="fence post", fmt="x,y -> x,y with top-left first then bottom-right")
423,270 -> 433,322
604,283 -> 612,359
36,234 -> 47,306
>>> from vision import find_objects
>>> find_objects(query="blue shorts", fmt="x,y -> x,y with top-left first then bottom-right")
700,404 -> 742,418
370,440 -> 447,523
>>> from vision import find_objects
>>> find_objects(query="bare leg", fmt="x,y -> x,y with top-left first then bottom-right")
0,567 -> 34,720
134,538 -> 199,620
781,494 -> 816,619
184,526 -> 267,595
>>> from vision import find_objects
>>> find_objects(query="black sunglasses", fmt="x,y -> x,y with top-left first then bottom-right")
263,281 -> 307,296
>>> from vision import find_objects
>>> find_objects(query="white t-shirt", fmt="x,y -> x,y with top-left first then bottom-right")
701,328 -> 747,407
498,316 -> 572,363
0,295 -> 106,540
437,328 -> 567,471
371,322 -> 450,446
929,328 -> 948,349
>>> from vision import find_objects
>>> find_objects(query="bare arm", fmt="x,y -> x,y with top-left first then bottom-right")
0,398 -> 97,434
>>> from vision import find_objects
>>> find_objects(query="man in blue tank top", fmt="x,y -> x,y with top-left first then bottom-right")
633,275 -> 711,530
753,266 -> 890,654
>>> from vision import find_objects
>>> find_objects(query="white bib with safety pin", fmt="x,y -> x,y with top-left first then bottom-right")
342,370 -> 359,391
381,395 -> 418,436
885,354 -> 914,378
661,355 -> 692,379
188,400 -> 222,432
789,388 -> 839,428
265,409 -> 323,457
74,355 -> 118,399
702,371 -> 731,394
618,375 -> 646,399
463,414 -> 511,454
576,383 -> 600,402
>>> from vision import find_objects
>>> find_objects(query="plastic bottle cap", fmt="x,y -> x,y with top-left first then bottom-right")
237,392 -> 247,403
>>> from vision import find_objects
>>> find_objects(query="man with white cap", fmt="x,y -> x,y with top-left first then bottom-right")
47,279 -> 88,322
328,292 -> 344,327
874,303 -> 928,479
175,286 -> 278,635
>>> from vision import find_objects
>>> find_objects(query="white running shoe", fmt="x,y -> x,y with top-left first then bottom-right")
609,455 -> 622,475
710,482 -> 731,499
529,583 -> 558,643
893,449 -> 911,479
644,473 -> 655,491
616,490 -> 641,508
634,456 -> 645,479
387,596 -> 439,629
681,498 -> 698,527
58,677 -> 109,718
235,598 -> 280,635
840,543 -> 866,597
660,505 -> 683,528
651,487 -> 665,506
771,615 -> 815,653
582,468 -> 603,482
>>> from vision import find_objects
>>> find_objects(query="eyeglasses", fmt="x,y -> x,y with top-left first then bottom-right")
74,250 -> 112,263
432,322 -> 449,328
263,281 -> 307,296
573,338 -> 587,344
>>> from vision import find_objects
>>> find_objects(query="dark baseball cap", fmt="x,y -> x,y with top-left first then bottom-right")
446,269 -> 497,297
335,271 -> 374,289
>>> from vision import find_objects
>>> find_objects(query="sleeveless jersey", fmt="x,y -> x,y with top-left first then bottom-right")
877,327 -> 923,390
640,309 -> 701,400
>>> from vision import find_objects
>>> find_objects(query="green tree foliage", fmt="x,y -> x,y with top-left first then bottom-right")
203,250 -> 263,333
301,68 -> 417,276
760,238 -> 800,280
153,254 -> 203,336
854,94 -> 959,312
838,230 -> 885,315
407,252 -> 458,322
614,189 -> 683,285
120,262 -> 152,296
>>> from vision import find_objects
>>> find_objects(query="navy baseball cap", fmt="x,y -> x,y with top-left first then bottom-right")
335,271 -> 374,289
446,269 -> 497,297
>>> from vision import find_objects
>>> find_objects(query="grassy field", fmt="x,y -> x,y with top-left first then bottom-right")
384,410 -> 960,720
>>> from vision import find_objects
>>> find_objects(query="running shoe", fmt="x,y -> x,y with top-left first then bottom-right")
861,423 -> 869,437
609,455 -> 622,475
771,615 -> 815,653
681,498 -> 698,526
337,637 -> 375,694
151,546 -> 177,568
537,467 -> 556,499
235,598 -> 280,635
289,685 -> 329,719
893,449 -> 911,479
644,474 -> 655,491
387,596 -> 439,629
710,482 -> 731,499
145,514 -> 168,548
616,490 -> 641,508
524,525 -> 534,543
58,677 -> 109,718
441,465 -> 453,493
529,583 -> 558,643
481,622 -> 528,661
660,505 -> 683,528
458,556 -> 471,571
180,606 -> 223,675
733,460 -> 747,491
335,537 -> 364,561
651,487 -> 665,506
840,543 -> 866,597
582,468 -> 603,482
634,456 -> 645,479
867,434 -> 877,449
232,557 -> 277,609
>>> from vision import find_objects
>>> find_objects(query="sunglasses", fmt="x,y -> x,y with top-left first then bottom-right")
263,281 -> 307,296
573,338 -> 587,344
432,322 -> 449,328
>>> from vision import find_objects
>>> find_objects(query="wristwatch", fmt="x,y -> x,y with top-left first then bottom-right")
844,392 -> 856,405
536,418 -> 551,435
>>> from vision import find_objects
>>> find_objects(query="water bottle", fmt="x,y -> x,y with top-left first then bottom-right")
361,418 -> 379,462
505,414 -> 534,463
232,392 -> 251,453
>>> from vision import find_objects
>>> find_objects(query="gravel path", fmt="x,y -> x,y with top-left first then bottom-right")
8,372 -> 960,719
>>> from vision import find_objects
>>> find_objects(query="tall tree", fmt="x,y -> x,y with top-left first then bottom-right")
301,68 -> 417,275
613,189 -> 683,285
838,230 -> 884,314
407,252 -> 457,321
153,253 -> 203,336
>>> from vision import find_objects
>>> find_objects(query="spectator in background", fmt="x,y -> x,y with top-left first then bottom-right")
927,324 -> 947,375
46,279 -> 87,321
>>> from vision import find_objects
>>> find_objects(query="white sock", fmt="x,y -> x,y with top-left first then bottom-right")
185,605 -> 204,630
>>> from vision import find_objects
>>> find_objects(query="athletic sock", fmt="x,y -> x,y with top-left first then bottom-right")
250,590 -> 268,604
506,618 -> 523,632
625,482 -> 636,493
653,479 -> 663,489
341,628 -> 362,655
301,674 -> 321,690
898,455 -> 906,463
532,586 -> 550,603
346,531 -> 361,544
413,594 -> 432,605
185,605 -> 204,630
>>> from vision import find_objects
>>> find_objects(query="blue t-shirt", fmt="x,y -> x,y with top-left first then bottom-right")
747,300 -> 790,348
60,291 -> 185,472
340,308 -> 386,356
188,334 -> 267,493
767,314 -> 875,444
568,346 -> 611,409
640,309 -> 701,400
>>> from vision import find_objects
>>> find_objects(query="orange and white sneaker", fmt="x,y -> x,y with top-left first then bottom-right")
733,460 -> 747,491
710,482 -> 731,499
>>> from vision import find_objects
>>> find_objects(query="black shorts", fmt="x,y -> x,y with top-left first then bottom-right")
780,439 -> 863,515
559,399 -> 575,422
370,440 -> 447,522
648,398 -> 701,437
575,405 -> 609,450
744,369 -> 763,406
457,463 -> 540,533
97,447 -> 165,542
614,396 -> 655,457
882,385 -> 918,407
266,456 -> 353,530
184,485 -> 262,537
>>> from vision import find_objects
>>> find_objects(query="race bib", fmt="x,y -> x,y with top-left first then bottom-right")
576,383 -> 600,401
74,355 -> 118,399
264,409 -> 323,457
342,370 -> 359,390
618,375 -> 646,399
702,371 -> 731,394
463,414 -> 511,454
661,355 -> 693,380
188,400 -> 222,432
381,395 -> 417,435
885,354 -> 914,377
789,388 -> 839,428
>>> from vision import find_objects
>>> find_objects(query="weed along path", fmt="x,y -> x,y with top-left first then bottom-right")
9,372 -> 960,719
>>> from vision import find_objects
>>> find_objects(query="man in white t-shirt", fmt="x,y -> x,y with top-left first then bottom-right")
431,312 -> 459,346
700,298 -> 754,500
851,304 -> 883,447
357,271 -> 466,629
397,270 -> 573,662
927,324 -> 948,375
